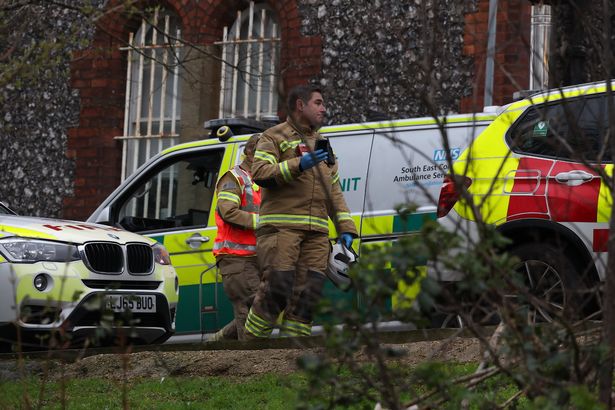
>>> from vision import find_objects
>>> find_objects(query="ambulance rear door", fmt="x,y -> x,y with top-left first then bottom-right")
364,118 -> 490,241
320,126 -> 374,320
362,118 -> 491,312
323,127 -> 375,240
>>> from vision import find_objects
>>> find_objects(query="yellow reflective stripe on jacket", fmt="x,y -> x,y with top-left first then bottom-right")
217,192 -> 241,204
245,309 -> 274,337
336,212 -> 352,222
279,319 -> 311,337
254,150 -> 277,165
279,140 -> 301,152
213,240 -> 257,252
259,214 -> 329,229
252,214 -> 258,230
279,161 -> 293,182
331,171 -> 340,185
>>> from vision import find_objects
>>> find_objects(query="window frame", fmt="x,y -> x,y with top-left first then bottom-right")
110,147 -> 226,235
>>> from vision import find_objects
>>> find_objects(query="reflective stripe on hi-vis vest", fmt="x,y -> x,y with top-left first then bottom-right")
213,165 -> 261,257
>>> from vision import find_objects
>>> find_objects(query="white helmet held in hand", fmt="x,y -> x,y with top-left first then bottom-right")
326,242 -> 358,290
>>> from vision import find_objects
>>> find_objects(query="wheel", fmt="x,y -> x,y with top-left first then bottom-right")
507,242 -> 583,323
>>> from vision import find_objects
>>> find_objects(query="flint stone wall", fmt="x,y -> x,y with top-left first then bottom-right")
0,2 -> 102,218
298,0 -> 477,124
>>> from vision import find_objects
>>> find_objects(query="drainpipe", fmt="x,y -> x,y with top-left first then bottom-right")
530,4 -> 551,90
484,0 -> 498,107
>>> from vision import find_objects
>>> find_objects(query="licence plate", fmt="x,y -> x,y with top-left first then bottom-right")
104,294 -> 156,313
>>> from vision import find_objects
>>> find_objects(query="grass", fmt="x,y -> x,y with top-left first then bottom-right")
2,362 -> 603,409
0,373 -> 305,409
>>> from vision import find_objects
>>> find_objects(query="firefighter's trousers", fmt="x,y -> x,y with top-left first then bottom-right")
217,255 -> 260,341
245,228 -> 328,338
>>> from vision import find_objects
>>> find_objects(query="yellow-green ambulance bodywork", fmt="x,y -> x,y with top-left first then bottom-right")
88,114 -> 494,335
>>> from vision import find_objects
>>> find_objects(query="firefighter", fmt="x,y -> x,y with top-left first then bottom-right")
245,85 -> 357,338
210,133 -> 262,341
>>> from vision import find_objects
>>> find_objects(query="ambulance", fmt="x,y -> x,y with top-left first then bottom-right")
0,202 -> 178,350
88,113 -> 494,335
437,80 -> 615,321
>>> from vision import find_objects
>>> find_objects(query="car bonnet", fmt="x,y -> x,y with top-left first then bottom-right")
0,215 -> 157,245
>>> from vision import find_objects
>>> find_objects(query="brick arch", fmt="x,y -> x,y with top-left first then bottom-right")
197,0 -> 322,116
101,0 -> 189,40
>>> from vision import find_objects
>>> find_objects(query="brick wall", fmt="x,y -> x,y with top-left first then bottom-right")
65,44 -> 126,219
461,0 -> 532,112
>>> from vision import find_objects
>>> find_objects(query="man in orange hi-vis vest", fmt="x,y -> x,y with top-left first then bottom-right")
211,133 -> 262,341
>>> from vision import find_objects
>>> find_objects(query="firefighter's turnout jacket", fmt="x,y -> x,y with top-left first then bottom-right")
213,162 -> 261,258
252,117 -> 357,237
245,118 -> 358,339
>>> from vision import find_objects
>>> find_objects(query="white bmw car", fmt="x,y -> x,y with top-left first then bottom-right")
0,203 -> 178,350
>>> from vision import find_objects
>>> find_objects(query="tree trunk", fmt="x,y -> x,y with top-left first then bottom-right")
598,0 -> 615,404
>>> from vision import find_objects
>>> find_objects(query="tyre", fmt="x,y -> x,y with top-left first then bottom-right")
0,324 -> 15,353
507,242 -> 584,323
150,332 -> 173,345
0,341 -> 11,353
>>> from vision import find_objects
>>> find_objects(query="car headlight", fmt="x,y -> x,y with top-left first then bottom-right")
152,243 -> 172,265
0,239 -> 80,263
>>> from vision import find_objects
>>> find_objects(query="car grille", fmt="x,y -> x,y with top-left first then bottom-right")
127,244 -> 153,274
82,280 -> 161,290
84,243 -> 123,273
82,242 -> 154,275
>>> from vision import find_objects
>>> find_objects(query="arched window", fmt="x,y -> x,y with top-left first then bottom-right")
120,7 -> 182,179
217,2 -> 280,120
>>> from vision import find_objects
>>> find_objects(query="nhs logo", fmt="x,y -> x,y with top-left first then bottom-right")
433,148 -> 460,162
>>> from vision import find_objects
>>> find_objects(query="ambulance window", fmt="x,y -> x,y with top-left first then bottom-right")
114,149 -> 224,233
509,95 -> 608,161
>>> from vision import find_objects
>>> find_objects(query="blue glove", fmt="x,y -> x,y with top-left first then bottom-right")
299,149 -> 328,171
339,233 -> 353,249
